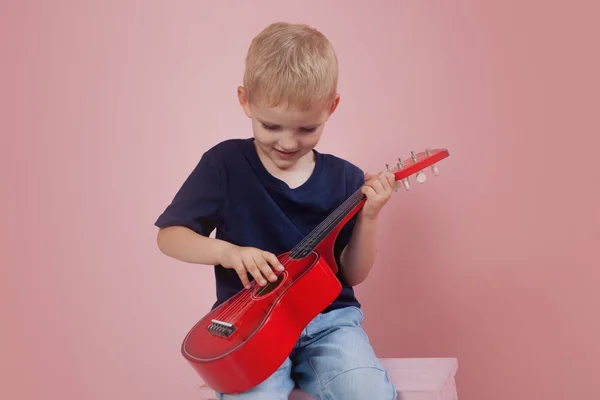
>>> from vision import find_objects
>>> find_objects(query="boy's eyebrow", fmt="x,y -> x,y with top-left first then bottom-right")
257,118 -> 321,129
257,118 -> 279,126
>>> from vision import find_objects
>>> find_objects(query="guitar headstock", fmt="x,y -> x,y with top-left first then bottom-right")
385,148 -> 450,191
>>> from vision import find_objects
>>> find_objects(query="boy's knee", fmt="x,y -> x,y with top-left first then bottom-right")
323,366 -> 396,400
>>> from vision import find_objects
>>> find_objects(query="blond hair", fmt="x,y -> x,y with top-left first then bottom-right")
243,22 -> 339,110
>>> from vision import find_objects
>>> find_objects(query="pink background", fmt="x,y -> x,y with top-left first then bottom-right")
2,1 -> 599,399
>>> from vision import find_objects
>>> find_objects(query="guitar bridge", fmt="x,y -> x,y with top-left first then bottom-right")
207,319 -> 236,338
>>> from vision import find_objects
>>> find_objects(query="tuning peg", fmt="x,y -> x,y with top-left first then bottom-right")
416,170 -> 427,183
426,149 -> 440,176
401,178 -> 410,191
393,159 -> 403,192
410,151 -> 418,163
396,157 -> 410,190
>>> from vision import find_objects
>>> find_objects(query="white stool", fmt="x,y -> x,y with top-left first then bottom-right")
198,357 -> 459,399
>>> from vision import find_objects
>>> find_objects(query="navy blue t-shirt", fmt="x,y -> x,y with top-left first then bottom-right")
155,138 -> 365,312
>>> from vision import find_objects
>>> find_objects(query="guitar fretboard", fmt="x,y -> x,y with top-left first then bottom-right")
289,188 -> 365,259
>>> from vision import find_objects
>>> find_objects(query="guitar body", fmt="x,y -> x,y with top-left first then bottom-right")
179,148 -> 450,394
181,206 -> 356,394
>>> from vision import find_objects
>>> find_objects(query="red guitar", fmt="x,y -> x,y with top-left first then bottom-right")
181,148 -> 450,394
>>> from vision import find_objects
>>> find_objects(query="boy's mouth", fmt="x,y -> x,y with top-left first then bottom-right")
274,148 -> 299,159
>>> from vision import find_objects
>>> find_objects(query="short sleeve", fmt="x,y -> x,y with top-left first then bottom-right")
154,152 -> 225,237
333,163 -> 365,268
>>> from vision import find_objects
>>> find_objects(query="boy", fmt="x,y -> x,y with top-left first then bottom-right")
155,22 -> 397,399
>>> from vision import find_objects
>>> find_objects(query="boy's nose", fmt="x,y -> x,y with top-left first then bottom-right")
279,137 -> 299,151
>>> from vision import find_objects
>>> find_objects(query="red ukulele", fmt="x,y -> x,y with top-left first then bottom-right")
181,148 -> 450,394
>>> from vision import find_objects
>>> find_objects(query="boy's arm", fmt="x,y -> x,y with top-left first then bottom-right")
157,226 -> 233,266
339,213 -> 379,286
155,150 -> 228,265
157,226 -> 284,288
339,170 -> 396,286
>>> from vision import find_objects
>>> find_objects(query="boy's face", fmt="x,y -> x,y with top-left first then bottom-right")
238,86 -> 339,171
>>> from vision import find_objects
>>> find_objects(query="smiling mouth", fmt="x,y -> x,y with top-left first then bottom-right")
274,149 -> 299,158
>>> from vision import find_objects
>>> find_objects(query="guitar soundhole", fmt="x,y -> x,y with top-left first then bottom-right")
254,273 -> 285,298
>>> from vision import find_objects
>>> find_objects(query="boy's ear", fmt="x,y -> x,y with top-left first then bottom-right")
328,93 -> 341,116
237,86 -> 252,118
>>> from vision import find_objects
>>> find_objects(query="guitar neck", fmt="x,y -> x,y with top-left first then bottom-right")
289,188 -> 366,259
288,148 -> 450,260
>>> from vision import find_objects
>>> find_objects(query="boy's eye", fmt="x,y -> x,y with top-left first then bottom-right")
261,123 -> 281,131
299,127 -> 318,133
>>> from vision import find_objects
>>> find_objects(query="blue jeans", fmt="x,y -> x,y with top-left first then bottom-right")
215,306 -> 397,400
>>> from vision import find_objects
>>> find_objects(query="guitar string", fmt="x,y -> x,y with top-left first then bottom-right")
216,189 -> 366,322
221,191 -> 365,323
215,188 -> 367,321
216,189 -> 365,322
216,150 -> 432,322
212,150 -> 437,323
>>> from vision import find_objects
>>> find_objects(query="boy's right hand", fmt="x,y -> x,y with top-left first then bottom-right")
219,245 -> 285,289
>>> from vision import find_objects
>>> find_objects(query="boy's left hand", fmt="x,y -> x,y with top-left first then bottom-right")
360,171 -> 396,221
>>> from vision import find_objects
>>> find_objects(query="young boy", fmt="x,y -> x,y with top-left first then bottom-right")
155,22 -> 397,400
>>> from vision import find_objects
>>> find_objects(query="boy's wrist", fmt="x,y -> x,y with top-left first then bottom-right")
357,211 -> 379,225
215,239 -> 237,266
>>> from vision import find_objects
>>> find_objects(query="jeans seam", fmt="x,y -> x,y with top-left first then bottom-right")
321,365 -> 386,387
349,306 -> 364,323
306,351 -> 325,400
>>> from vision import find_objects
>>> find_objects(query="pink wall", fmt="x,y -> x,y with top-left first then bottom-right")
2,1 -> 598,399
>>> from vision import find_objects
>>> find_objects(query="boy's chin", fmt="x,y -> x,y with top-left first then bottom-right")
269,148 -> 311,167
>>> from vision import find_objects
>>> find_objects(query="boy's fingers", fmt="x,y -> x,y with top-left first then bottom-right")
379,174 -> 393,192
254,255 -> 277,282
263,251 -> 284,271
234,262 -> 251,289
384,172 -> 395,187
370,179 -> 384,194
244,258 -> 267,286
361,185 -> 376,197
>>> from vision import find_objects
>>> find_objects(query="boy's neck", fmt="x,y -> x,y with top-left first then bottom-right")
253,141 -> 316,189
